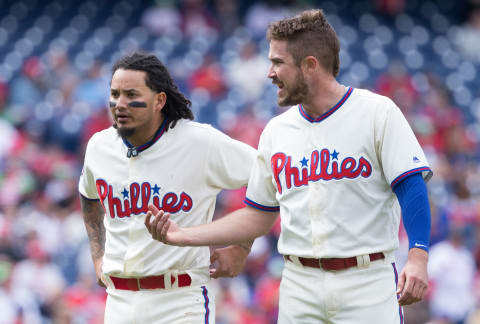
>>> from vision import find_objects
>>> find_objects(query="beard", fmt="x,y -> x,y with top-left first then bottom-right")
115,124 -> 136,138
277,72 -> 308,107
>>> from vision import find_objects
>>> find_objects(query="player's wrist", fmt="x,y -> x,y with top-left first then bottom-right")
407,247 -> 429,262
235,243 -> 251,254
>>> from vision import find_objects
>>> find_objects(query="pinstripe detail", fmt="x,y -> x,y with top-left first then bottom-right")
392,263 -> 404,324
201,286 -> 210,324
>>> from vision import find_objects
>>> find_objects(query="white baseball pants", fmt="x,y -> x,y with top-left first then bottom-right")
278,254 -> 403,324
104,282 -> 215,324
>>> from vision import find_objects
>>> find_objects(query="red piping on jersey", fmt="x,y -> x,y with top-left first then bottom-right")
299,87 -> 353,123
390,166 -> 432,189
244,197 -> 280,212
122,118 -> 168,153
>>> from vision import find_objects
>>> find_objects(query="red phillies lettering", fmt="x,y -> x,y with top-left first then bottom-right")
179,192 -> 193,212
96,179 -> 108,211
108,185 -> 129,218
162,193 -> 179,213
272,153 -> 287,194
271,149 -> 373,194
94,180 -> 193,219
130,183 -> 151,214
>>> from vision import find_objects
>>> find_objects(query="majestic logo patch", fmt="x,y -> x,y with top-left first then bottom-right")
413,156 -> 420,163
271,149 -> 372,194
95,180 -> 193,218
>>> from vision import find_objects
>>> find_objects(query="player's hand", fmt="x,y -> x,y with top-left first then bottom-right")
397,248 -> 429,306
210,245 -> 249,279
145,204 -> 183,245
93,258 -> 107,288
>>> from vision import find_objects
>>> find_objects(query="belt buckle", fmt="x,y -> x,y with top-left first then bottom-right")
136,277 -> 141,290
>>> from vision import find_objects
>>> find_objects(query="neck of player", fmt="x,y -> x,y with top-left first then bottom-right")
128,115 -> 165,147
301,80 -> 347,119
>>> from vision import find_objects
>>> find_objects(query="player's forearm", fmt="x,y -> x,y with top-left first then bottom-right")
236,239 -> 254,253
183,207 -> 278,246
393,173 -> 431,252
80,195 -> 106,261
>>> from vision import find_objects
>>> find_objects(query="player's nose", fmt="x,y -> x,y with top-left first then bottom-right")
267,65 -> 275,79
115,95 -> 129,109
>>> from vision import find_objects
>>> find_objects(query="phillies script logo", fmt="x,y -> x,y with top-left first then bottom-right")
95,180 -> 193,218
272,149 -> 372,194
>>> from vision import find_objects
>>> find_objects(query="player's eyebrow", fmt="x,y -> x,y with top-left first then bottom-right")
122,88 -> 140,94
110,88 -> 140,94
269,57 -> 284,63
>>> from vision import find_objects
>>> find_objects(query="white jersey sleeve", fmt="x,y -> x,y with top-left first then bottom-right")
375,99 -> 432,188
244,125 -> 280,211
205,127 -> 256,189
79,134 -> 100,200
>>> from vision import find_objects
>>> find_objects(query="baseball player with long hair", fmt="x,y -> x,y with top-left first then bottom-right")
146,9 -> 432,323
79,52 -> 256,323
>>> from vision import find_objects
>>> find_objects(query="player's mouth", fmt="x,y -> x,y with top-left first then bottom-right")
273,80 -> 284,89
116,113 -> 131,123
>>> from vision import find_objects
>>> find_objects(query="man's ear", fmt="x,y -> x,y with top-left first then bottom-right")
301,56 -> 318,74
154,92 -> 167,112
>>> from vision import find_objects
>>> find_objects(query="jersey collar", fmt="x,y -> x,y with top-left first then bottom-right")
298,87 -> 353,123
122,118 -> 168,154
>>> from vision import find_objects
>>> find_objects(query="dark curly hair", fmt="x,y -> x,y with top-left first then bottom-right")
112,52 -> 193,131
267,9 -> 340,77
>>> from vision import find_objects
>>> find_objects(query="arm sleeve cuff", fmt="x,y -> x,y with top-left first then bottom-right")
244,198 -> 280,212
393,173 -> 431,252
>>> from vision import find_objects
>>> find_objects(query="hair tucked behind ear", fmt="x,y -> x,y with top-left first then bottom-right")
112,52 -> 193,130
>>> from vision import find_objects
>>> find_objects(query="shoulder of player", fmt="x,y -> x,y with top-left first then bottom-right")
85,126 -> 118,149
350,88 -> 397,111
171,119 -> 234,144
173,119 -> 223,137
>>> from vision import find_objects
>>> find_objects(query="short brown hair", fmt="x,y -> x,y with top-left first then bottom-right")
267,9 -> 340,77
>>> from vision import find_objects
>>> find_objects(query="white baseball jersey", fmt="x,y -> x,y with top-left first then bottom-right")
245,87 -> 432,258
79,118 -> 256,277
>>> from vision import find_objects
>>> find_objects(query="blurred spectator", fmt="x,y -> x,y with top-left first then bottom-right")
0,81 -> 8,115
455,7 -> 480,63
10,239 -> 66,322
72,60 -> 108,113
245,1 -> 292,39
8,57 -> 47,124
142,0 -> 181,36
374,0 -> 406,15
376,60 -> 418,115
180,0 -> 218,38
428,226 -> 476,323
214,0 -> 241,38
188,52 -> 227,99
225,41 -> 270,104
44,48 -> 79,105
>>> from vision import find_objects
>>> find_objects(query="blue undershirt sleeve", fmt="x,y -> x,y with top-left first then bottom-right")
393,172 -> 431,252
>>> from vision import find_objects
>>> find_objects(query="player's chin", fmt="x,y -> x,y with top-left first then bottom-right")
277,96 -> 293,107
116,125 -> 136,138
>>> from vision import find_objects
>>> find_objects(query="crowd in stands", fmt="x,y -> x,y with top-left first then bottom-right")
0,0 -> 480,323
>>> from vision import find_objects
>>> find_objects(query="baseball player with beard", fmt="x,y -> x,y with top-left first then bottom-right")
79,52 -> 256,324
146,9 -> 432,324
